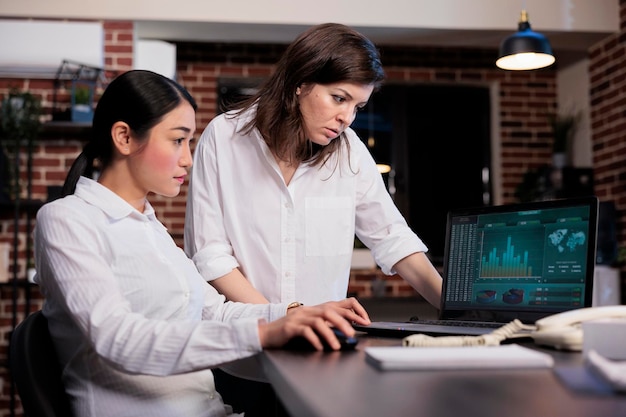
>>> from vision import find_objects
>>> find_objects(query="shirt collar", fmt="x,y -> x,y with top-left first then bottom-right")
74,176 -> 156,221
228,105 -> 277,166
230,104 -> 256,132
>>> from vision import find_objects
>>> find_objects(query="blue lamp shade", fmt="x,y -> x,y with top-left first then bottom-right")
496,10 -> 555,71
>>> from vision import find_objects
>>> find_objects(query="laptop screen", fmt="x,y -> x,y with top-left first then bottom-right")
440,196 -> 599,324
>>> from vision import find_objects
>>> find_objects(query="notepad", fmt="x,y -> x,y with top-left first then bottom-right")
364,344 -> 554,371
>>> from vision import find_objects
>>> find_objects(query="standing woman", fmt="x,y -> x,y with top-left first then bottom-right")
185,23 -> 443,308
184,23 -> 443,416
34,69 -> 370,417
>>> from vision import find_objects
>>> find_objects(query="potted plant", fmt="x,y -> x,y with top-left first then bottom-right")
548,112 -> 579,168
514,164 -> 552,203
70,80 -> 95,122
0,89 -> 41,202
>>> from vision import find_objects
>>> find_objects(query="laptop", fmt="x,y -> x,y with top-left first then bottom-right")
354,196 -> 599,337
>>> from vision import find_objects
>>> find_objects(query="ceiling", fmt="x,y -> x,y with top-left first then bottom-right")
136,21 -> 614,68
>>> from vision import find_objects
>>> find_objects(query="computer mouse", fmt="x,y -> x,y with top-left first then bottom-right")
283,328 -> 359,351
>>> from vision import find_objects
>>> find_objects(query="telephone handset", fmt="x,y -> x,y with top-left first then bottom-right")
531,305 -> 626,351
402,306 -> 626,349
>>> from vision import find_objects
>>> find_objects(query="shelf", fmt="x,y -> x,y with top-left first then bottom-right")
0,199 -> 45,216
40,121 -> 91,140
0,278 -> 35,288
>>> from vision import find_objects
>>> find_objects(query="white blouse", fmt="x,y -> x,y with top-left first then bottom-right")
185,107 -> 428,305
34,176 -> 289,417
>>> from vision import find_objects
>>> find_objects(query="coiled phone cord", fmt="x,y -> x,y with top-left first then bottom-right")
402,319 -> 536,347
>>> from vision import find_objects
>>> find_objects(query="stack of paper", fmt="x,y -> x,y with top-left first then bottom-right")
364,344 -> 554,371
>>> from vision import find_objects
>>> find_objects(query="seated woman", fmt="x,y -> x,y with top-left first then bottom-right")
33,69 -> 370,417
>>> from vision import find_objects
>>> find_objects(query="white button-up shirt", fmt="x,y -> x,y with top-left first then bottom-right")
34,177 -> 288,417
185,107 -> 428,305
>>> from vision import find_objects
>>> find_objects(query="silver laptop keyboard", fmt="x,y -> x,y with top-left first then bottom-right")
411,319 -> 502,329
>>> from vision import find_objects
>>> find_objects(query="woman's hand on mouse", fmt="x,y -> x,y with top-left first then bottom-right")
258,297 -> 370,350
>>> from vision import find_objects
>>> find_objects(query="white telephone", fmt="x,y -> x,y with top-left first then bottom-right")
531,305 -> 626,351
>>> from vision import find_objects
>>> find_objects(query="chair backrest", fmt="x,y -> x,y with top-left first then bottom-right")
9,310 -> 73,417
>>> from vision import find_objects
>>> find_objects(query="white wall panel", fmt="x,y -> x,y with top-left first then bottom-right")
0,20 -> 103,77
134,39 -> 176,80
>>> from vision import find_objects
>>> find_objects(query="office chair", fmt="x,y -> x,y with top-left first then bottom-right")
9,310 -> 73,417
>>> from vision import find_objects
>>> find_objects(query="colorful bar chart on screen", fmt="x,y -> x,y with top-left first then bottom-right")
479,232 -> 543,279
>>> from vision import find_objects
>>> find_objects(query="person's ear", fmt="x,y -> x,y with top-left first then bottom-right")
111,121 -> 132,155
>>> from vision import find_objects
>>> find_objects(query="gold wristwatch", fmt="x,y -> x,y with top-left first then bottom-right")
287,301 -> 303,312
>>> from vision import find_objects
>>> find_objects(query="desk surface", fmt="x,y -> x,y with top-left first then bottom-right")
262,335 -> 626,417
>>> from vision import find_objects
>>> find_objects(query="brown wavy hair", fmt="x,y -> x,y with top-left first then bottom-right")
233,23 -> 385,167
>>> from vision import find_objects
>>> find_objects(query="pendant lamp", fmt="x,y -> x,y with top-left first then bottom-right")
496,10 -> 555,71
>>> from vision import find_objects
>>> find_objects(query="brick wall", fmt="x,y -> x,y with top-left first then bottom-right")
588,0 -> 626,273
0,26 -> 562,298
174,41 -> 559,300
0,14 -> 625,416
0,20 -> 134,417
